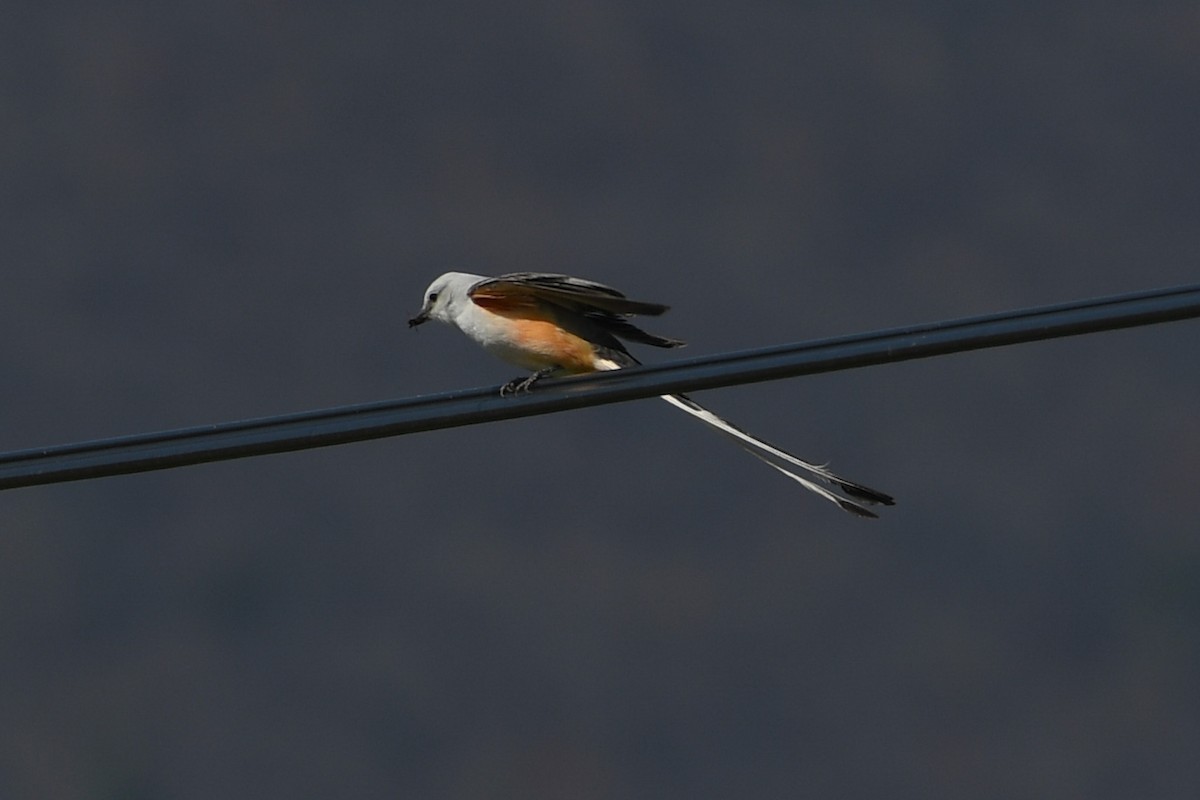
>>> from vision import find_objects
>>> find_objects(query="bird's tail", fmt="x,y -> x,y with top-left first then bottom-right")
659,393 -> 894,519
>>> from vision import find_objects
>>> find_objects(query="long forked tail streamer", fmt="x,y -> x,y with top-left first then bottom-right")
658,393 -> 893,518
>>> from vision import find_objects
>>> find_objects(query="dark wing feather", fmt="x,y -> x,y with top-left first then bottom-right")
594,315 -> 685,348
471,272 -> 671,316
470,272 -> 685,349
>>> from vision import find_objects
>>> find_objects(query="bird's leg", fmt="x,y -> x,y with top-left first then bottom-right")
500,367 -> 556,397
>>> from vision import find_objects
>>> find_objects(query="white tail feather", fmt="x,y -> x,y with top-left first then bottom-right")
658,394 -> 885,518
591,358 -> 890,517
731,443 -> 880,518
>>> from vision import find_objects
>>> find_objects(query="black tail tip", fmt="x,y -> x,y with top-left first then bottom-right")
839,500 -> 880,519
841,485 -> 895,506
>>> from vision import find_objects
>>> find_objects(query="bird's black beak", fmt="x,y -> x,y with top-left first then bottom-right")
408,310 -> 430,328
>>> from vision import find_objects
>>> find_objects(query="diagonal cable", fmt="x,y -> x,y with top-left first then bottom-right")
1,282 -> 1198,490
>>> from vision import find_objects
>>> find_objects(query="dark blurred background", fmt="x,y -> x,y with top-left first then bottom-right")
2,3 -> 1198,798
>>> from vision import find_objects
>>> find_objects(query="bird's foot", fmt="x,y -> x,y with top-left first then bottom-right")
499,369 -> 554,397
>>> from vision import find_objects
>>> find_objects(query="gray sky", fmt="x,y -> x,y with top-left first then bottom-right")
2,4 -> 1198,798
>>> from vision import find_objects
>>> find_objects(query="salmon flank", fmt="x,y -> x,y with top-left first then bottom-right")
505,317 -> 599,374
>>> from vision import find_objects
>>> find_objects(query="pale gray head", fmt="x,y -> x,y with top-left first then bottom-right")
407,272 -> 484,328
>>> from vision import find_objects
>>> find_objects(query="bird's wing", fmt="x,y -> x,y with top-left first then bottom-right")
469,272 -> 670,317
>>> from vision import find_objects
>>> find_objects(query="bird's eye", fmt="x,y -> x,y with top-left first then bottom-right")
428,292 -> 439,303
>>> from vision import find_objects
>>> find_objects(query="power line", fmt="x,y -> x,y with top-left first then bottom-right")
2,282 -> 1198,491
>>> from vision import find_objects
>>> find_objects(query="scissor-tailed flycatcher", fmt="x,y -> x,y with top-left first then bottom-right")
408,272 -> 893,517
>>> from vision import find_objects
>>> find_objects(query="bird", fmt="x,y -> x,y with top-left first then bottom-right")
408,271 -> 894,517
